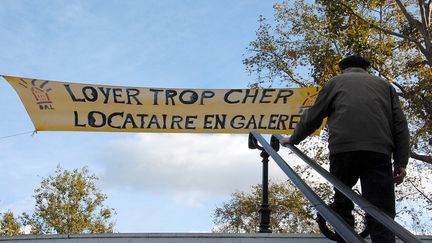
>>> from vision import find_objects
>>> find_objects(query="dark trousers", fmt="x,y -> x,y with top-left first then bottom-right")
329,151 -> 396,243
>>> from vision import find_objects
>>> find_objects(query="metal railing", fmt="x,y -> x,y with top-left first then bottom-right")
248,131 -> 422,243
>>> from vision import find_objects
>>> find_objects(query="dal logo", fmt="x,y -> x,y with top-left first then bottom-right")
299,92 -> 318,115
19,79 -> 54,110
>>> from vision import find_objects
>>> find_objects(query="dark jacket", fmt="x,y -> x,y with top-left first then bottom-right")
289,67 -> 409,168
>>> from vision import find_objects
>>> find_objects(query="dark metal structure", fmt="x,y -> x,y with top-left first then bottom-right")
248,136 -> 272,233
248,131 -> 422,243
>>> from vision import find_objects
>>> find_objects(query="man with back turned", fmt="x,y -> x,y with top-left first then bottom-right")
282,55 -> 409,243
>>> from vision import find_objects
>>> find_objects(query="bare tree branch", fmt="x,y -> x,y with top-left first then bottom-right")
332,41 -> 342,56
410,151 -> 432,164
427,1 -> 432,26
339,1 -> 417,42
407,179 -> 432,204
370,65 -> 406,96
395,0 -> 432,64
395,0 -> 419,27
272,52 -> 308,87
417,0 -> 432,56
248,48 -> 308,87
419,0 -> 428,27
341,0 -> 432,66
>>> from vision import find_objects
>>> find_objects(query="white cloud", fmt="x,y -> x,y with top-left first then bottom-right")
98,133 -> 288,207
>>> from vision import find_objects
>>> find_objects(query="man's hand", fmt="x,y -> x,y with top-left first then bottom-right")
393,167 -> 407,185
280,137 -> 292,146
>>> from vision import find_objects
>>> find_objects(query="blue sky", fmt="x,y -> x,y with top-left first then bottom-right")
0,0 -> 291,232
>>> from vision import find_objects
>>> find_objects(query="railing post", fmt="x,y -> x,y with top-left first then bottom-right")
248,133 -> 272,233
258,150 -> 272,233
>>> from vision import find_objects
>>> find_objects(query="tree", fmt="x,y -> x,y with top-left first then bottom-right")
213,180 -> 325,233
0,211 -> 21,236
22,165 -> 115,234
244,0 -> 432,164
218,0 -> 432,234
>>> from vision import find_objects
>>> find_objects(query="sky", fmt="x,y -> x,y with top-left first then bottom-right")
0,0 -> 293,232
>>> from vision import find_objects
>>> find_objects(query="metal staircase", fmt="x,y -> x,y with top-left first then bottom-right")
248,131 -> 422,242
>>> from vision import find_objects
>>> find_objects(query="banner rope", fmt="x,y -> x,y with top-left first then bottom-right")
0,130 -> 36,140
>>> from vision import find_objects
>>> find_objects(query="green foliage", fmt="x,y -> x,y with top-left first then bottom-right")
244,0 -> 432,164
237,0 -> 432,234
0,211 -> 21,236
23,165 -> 115,234
213,180 -> 322,233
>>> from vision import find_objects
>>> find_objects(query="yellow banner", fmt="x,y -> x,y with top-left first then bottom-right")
3,75 -> 322,134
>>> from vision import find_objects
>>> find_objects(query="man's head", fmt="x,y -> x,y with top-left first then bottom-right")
338,55 -> 371,71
